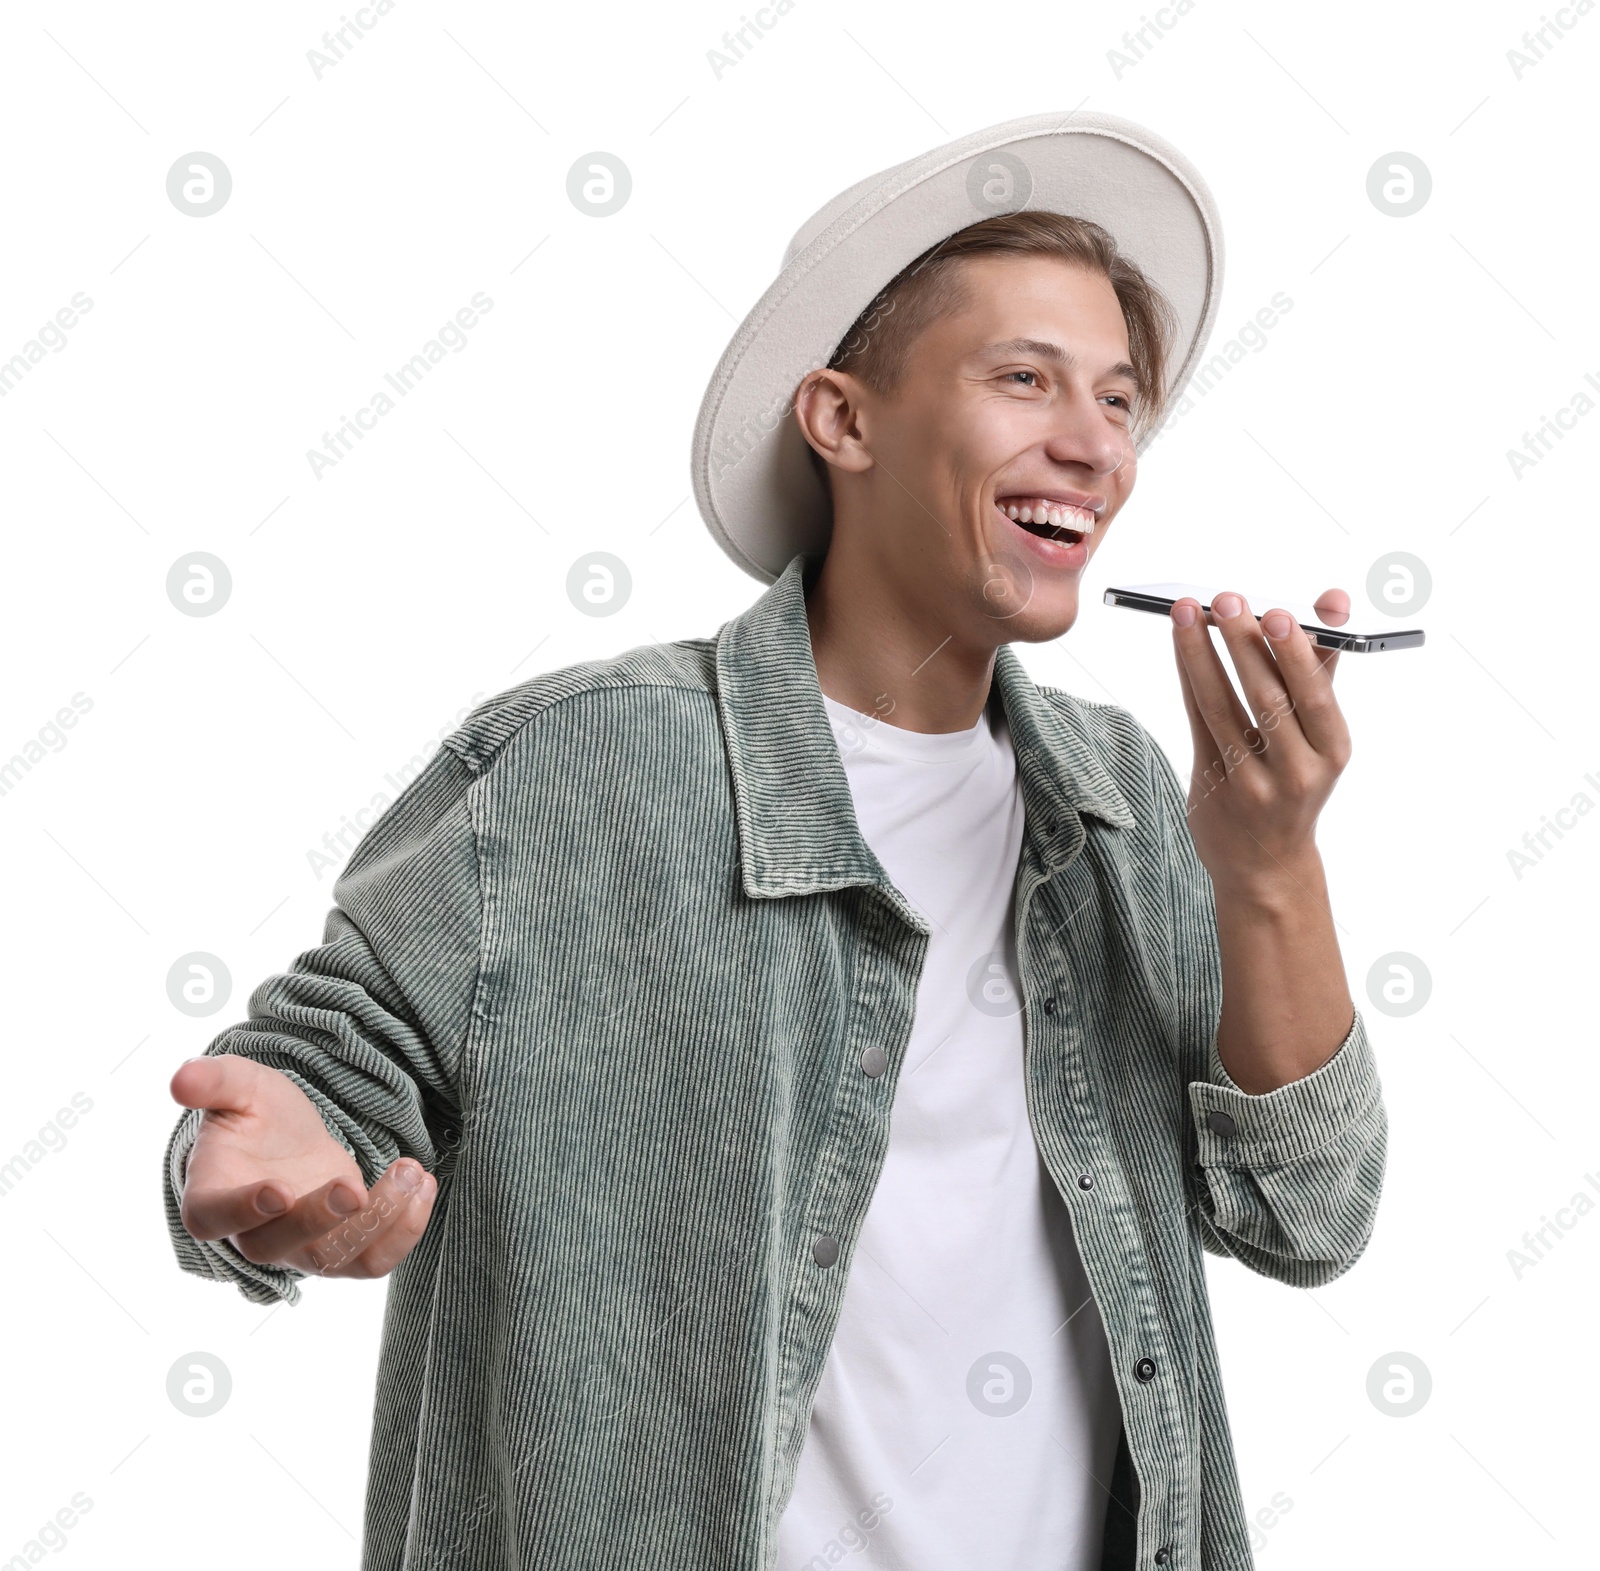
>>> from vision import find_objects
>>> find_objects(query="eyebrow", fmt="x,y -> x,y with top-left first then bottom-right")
982,337 -> 1139,384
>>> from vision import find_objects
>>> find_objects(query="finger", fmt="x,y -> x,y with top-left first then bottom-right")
1170,595 -> 1260,765
284,1160 -> 431,1277
170,1053 -> 260,1114
226,1170 -> 373,1264
1312,586 -> 1351,627
1205,592 -> 1313,763
304,1167 -> 432,1279
1309,587 -> 1348,680
182,1175 -> 310,1244
1171,650 -> 1240,816
1259,607 -> 1351,761
1171,632 -> 1212,755
324,1174 -> 438,1279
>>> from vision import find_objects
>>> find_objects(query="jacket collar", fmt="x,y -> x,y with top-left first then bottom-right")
714,552 -> 1136,911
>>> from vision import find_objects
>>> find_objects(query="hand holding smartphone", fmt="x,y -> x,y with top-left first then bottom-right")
1103,582 -> 1423,653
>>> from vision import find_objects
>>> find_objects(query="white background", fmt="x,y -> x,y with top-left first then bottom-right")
1,0 -> 1595,1565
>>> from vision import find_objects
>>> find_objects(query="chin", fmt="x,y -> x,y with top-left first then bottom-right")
1008,593 -> 1082,644
971,568 -> 1081,643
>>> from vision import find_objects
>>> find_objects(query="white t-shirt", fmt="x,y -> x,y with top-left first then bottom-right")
775,689 -> 1122,1571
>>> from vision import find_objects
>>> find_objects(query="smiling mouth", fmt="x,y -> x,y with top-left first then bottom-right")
993,495 -> 1100,545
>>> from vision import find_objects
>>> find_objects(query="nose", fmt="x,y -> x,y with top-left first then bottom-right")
1042,389 -> 1134,479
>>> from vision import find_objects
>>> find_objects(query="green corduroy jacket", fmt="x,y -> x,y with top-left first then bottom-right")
163,549 -> 1386,1571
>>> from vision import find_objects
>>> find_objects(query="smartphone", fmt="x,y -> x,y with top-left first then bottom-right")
1102,582 -> 1424,653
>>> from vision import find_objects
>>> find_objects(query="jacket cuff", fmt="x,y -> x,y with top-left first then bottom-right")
1188,1009 -> 1381,1168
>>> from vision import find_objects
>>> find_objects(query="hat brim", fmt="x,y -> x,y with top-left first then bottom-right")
691,110 -> 1226,584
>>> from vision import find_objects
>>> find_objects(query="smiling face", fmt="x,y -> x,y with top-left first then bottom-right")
801,253 -> 1142,650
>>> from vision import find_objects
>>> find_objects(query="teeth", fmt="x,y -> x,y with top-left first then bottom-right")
998,499 -> 1096,536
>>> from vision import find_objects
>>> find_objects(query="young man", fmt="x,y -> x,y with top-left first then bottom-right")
165,113 -> 1385,1571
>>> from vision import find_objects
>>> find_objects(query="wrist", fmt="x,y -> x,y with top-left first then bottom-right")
1207,847 -> 1328,916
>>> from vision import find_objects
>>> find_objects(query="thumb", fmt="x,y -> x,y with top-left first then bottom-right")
1312,586 -> 1350,627
169,1053 -> 261,1114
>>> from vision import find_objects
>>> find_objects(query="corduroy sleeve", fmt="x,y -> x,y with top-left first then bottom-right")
1141,722 -> 1388,1287
161,743 -> 484,1306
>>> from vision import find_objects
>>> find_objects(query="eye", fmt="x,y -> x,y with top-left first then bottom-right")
1005,370 -> 1040,387
1101,393 -> 1132,410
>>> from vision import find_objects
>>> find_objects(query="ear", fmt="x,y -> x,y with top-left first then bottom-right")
793,369 -> 875,476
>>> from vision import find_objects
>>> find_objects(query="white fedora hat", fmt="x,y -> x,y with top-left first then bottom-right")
691,109 -> 1225,585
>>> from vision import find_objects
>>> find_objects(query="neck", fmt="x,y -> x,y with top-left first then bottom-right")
802,537 -> 998,734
